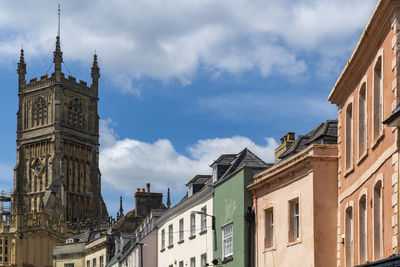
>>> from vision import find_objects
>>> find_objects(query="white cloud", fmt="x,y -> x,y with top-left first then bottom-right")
99,119 -> 278,195
0,0 -> 375,88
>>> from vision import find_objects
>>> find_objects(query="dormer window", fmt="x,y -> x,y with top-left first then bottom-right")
212,167 -> 218,183
188,185 -> 193,197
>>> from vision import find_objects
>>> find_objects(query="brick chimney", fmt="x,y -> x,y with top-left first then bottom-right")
134,183 -> 163,217
274,132 -> 295,162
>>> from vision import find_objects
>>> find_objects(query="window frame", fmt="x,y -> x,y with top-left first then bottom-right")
373,177 -> 383,260
358,78 -> 368,162
345,101 -> 354,172
372,50 -> 384,146
288,198 -> 300,243
179,218 -> 184,242
201,206 -> 207,231
264,207 -> 274,248
222,223 -> 233,259
190,257 -> 196,267
161,229 -> 165,250
168,224 -> 173,247
345,203 -> 354,267
358,192 -> 368,264
190,213 -> 196,237
201,253 -> 207,267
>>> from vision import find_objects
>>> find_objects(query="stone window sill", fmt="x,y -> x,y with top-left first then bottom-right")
160,248 -> 165,253
344,166 -> 354,178
199,229 -> 207,235
167,244 -> 174,249
178,240 -> 184,244
286,239 -> 302,247
189,235 -> 196,240
222,255 -> 233,264
263,246 -> 276,253
371,131 -> 385,150
357,151 -> 368,166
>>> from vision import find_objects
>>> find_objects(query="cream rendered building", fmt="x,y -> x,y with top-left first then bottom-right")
53,233 -> 111,267
157,176 -> 214,267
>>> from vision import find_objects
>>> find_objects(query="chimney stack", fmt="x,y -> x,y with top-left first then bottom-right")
146,183 -> 151,193
274,132 -> 295,162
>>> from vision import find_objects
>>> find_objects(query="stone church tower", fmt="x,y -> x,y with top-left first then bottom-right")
0,35 -> 109,267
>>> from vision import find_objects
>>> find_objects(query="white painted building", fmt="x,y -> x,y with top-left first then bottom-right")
157,175 -> 214,267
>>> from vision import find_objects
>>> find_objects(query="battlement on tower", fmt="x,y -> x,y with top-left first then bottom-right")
22,72 -> 96,98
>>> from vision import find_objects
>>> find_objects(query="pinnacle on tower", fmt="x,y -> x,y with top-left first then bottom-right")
91,53 -> 100,80
119,195 -> 124,217
17,48 -> 27,91
53,36 -> 63,72
17,48 -> 26,75
167,188 -> 171,209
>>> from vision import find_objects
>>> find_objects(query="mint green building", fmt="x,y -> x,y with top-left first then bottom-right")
212,148 -> 271,267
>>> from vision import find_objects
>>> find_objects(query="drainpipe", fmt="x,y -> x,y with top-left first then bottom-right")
254,196 -> 258,266
245,207 -> 255,267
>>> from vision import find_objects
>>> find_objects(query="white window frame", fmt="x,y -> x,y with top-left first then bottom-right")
289,198 -> 300,242
191,213 -> 196,236
212,167 -> 217,183
201,253 -> 207,267
179,218 -> 184,242
201,206 -> 207,231
222,223 -> 233,259
168,224 -> 173,246
190,257 -> 196,267
161,229 -> 165,250
265,207 -> 273,248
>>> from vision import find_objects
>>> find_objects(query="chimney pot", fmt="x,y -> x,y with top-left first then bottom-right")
146,183 -> 150,193
137,188 -> 140,192
142,188 -> 145,192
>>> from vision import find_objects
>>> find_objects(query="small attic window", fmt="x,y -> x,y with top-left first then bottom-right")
188,184 -> 193,197
66,238 -> 74,244
212,167 -> 218,183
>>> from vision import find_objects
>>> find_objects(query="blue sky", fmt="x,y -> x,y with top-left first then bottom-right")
0,0 -> 376,217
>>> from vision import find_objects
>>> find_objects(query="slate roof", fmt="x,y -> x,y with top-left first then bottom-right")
210,154 -> 236,167
278,120 -> 337,161
185,175 -> 211,186
214,148 -> 272,186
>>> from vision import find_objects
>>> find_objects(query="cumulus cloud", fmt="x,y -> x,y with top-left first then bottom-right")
0,0 -> 375,89
99,119 -> 278,195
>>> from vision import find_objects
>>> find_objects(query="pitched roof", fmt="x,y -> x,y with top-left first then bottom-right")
210,154 -> 236,167
214,148 -> 272,186
278,120 -> 337,161
185,175 -> 211,186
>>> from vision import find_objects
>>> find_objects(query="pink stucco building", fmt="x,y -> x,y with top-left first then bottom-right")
248,121 -> 338,267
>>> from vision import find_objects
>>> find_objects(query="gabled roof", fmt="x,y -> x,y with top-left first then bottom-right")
214,148 -> 272,186
278,120 -> 337,161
